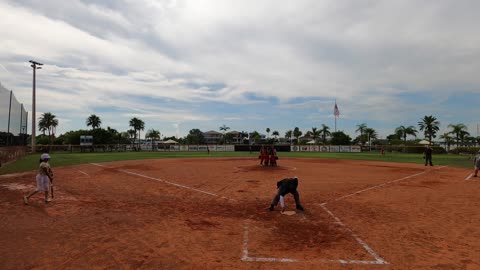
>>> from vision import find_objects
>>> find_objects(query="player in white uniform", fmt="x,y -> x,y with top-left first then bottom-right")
24,153 -> 54,205
473,150 -> 480,178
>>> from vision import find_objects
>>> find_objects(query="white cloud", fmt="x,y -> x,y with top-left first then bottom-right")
1,0 -> 479,137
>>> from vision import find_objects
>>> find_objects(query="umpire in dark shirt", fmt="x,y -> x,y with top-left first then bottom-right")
268,177 -> 304,211
424,145 -> 433,166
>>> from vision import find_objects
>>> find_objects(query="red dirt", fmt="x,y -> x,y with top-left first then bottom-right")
1,158 -> 479,270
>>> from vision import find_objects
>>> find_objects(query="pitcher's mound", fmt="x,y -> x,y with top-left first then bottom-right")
281,211 -> 296,216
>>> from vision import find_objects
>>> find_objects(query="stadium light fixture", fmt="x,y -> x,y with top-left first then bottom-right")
29,60 -> 43,153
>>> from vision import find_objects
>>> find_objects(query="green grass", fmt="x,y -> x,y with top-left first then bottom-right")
0,151 -> 473,175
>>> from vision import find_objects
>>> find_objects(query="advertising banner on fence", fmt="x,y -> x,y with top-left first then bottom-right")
171,145 -> 181,151
339,146 -> 351,152
329,146 -> 340,152
319,145 -> 329,152
351,145 -> 361,152
189,145 -> 198,151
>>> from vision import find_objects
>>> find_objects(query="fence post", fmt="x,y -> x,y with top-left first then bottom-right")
7,91 -> 13,146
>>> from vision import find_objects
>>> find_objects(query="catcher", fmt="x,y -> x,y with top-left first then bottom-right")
268,176 -> 304,212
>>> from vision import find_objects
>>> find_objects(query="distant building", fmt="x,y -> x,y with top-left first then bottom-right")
203,130 -> 222,144
227,130 -> 243,144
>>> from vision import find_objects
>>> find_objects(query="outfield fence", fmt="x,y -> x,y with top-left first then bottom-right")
0,146 -> 28,167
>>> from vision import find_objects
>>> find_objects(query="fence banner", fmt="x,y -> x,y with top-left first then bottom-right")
291,145 -> 299,152
329,146 -> 340,152
309,145 -> 319,152
351,145 -> 361,152
339,145 -> 351,152
225,145 -> 235,151
319,145 -> 329,152
188,145 -> 198,151
198,145 -> 208,151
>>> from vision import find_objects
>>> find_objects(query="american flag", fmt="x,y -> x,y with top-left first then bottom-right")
334,103 -> 340,118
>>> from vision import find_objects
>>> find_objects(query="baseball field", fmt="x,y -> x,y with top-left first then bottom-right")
1,154 -> 479,269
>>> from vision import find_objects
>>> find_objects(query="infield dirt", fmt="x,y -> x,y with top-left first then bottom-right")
1,158 -> 479,269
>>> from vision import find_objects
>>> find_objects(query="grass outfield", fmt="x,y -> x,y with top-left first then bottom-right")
0,151 -> 474,175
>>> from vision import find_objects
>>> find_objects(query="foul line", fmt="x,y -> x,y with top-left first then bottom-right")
465,173 -> 473,181
90,163 -> 237,202
78,170 -> 90,177
333,166 -> 446,202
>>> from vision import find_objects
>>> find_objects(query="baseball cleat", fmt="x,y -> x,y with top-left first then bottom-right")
296,205 -> 304,211
23,196 -> 28,205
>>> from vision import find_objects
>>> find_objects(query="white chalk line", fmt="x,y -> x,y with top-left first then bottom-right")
241,221 -> 382,264
465,173 -> 473,181
78,170 -> 89,177
333,166 -> 446,202
241,222 -> 297,263
90,163 -> 237,202
319,204 -> 387,264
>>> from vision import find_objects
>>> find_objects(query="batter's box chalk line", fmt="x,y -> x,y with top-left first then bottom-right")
90,163 -> 238,202
241,221 -> 386,265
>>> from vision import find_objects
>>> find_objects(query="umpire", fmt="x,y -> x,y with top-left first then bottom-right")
268,177 -> 304,211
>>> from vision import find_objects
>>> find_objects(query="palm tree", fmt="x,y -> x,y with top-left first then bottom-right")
266,128 -> 270,139
418,115 -> 440,145
395,125 -> 418,145
86,114 -> 101,129
364,127 -> 378,145
129,117 -> 145,149
272,130 -> 279,142
127,129 -> 136,145
145,129 -> 161,150
293,127 -> 302,144
356,123 -> 368,144
38,112 -> 58,145
439,133 -> 453,151
319,124 -> 331,144
219,124 -> 230,145
285,130 -> 293,143
311,127 -> 320,143
459,130 -> 470,147
448,123 -> 468,147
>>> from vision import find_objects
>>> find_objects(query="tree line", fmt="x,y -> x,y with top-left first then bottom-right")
34,113 -> 479,147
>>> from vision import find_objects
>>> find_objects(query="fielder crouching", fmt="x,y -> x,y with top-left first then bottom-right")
268,176 -> 304,212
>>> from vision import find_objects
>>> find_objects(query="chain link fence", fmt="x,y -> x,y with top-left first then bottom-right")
0,82 -> 28,146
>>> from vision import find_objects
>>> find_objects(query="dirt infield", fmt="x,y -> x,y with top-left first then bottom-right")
1,158 -> 479,269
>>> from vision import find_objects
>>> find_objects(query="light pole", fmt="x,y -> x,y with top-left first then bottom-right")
29,60 -> 43,153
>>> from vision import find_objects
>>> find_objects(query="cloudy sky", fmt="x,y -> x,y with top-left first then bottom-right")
1,0 -> 479,139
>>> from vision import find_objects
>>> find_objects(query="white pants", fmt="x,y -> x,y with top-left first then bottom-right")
36,175 -> 50,192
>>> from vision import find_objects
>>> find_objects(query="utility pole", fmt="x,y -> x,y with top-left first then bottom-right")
29,60 -> 43,153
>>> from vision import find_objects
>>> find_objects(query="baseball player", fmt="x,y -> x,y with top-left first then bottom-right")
24,153 -> 54,205
268,176 -> 304,211
473,150 -> 480,177
423,145 -> 433,166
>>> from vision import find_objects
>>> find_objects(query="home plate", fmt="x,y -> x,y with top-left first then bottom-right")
281,211 -> 296,216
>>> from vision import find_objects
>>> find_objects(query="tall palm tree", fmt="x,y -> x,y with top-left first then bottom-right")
272,130 -> 279,142
219,124 -> 230,144
86,114 -> 101,129
356,123 -> 368,144
418,115 -> 440,145
439,133 -> 453,151
448,123 -> 468,147
319,124 -> 331,144
129,117 -> 145,149
311,127 -> 320,143
395,125 -> 418,145
266,128 -> 270,139
38,112 -> 58,145
293,127 -> 302,144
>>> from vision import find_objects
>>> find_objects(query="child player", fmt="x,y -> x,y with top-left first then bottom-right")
24,153 -> 54,205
